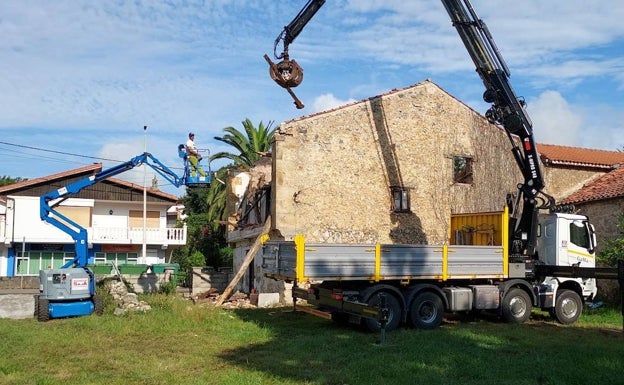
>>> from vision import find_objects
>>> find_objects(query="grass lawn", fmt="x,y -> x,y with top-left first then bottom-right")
0,295 -> 622,385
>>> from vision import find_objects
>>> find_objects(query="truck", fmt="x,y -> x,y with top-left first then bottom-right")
261,0 -> 623,332
35,150 -> 210,321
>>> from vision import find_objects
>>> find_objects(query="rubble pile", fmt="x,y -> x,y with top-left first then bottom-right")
106,280 -> 152,315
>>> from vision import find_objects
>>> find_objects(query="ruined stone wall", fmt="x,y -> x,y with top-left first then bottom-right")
272,81 -> 521,245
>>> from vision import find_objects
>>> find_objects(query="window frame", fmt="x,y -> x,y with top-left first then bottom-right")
453,155 -> 474,184
390,186 -> 411,213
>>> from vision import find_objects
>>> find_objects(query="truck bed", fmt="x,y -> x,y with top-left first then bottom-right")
262,237 -> 507,282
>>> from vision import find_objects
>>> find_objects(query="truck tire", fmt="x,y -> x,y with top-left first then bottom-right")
37,297 -> 50,322
409,291 -> 444,330
93,295 -> 104,316
552,289 -> 582,324
363,292 -> 402,333
501,288 -> 532,323
33,294 -> 39,317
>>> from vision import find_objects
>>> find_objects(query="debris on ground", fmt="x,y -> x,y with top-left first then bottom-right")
190,289 -> 256,309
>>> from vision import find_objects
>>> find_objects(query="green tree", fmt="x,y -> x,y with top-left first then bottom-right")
210,118 -> 276,168
172,167 -> 232,285
0,176 -> 26,187
597,213 -> 624,267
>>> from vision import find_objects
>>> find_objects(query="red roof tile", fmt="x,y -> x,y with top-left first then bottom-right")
538,144 -> 624,170
105,177 -> 179,202
560,165 -> 624,204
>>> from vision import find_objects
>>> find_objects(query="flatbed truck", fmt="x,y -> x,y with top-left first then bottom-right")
263,209 -> 604,331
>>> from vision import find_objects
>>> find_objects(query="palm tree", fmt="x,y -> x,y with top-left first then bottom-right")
210,118 -> 276,168
0,176 -> 27,187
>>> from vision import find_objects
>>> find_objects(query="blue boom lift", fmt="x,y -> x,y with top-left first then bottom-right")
35,151 -> 210,321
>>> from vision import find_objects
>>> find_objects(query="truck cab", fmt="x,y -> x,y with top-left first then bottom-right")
535,212 -> 598,318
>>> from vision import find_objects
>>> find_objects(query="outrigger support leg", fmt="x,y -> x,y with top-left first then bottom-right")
377,293 -> 389,346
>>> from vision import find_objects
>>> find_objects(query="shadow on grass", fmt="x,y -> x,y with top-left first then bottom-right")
218,307 -> 624,385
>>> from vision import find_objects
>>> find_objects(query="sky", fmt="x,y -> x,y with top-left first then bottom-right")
1,0 -> 623,197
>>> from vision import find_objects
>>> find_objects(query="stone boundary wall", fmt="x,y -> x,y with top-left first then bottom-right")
0,276 -> 39,290
191,267 -> 233,296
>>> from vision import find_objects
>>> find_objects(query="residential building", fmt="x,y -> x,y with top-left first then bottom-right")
0,163 -> 186,277
541,145 -> 624,248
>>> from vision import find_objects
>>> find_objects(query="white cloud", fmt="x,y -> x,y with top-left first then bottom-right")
528,91 -> 582,146
311,93 -> 357,113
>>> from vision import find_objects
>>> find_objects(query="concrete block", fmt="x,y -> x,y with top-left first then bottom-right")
257,292 -> 280,308
0,293 -> 35,319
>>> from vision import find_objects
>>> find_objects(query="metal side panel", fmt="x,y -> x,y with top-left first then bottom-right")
261,241 -> 297,280
447,245 -> 505,277
379,245 -> 443,279
303,243 -> 376,280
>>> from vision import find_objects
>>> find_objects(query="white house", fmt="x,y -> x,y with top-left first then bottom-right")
0,163 -> 186,277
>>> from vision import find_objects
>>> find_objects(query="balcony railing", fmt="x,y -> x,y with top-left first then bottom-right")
90,225 -> 187,245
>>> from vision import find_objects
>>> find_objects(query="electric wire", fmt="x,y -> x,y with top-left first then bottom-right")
0,140 -> 189,196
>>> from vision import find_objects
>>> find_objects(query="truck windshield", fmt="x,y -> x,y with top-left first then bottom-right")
569,221 -> 590,249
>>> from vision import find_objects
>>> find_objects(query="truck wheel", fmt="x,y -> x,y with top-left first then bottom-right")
501,288 -> 532,323
409,291 -> 444,330
363,292 -> 402,333
93,295 -> 104,316
33,294 -> 39,317
553,289 -> 582,324
37,297 -> 50,322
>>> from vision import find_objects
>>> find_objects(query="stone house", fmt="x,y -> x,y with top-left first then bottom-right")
224,80 -> 624,299
538,144 -> 624,204
537,144 -> 624,248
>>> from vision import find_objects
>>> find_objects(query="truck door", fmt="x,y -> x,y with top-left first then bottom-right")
563,218 -> 596,269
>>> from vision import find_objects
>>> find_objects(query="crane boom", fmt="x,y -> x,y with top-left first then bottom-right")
278,0 -> 326,57
441,0 -> 555,257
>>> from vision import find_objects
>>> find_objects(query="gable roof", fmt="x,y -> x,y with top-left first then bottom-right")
0,163 -> 103,194
560,165 -> 624,205
538,144 -> 624,170
0,163 -> 178,203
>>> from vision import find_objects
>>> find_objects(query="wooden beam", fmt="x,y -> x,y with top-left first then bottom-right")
215,217 -> 271,306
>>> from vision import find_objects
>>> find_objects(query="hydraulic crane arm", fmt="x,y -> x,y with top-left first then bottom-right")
273,0 -> 326,60
441,0 -> 555,256
40,152 -> 187,269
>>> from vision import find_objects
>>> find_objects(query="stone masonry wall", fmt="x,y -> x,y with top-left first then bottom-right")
575,197 -> 624,252
272,81 -> 521,245
542,167 -> 605,202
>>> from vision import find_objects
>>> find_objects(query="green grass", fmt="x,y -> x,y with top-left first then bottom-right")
0,296 -> 623,385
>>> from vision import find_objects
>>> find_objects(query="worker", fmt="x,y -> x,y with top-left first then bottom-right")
185,132 -> 206,178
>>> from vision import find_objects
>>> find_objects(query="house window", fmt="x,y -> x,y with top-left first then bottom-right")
453,156 -> 473,184
391,186 -> 410,213
94,251 -> 139,265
